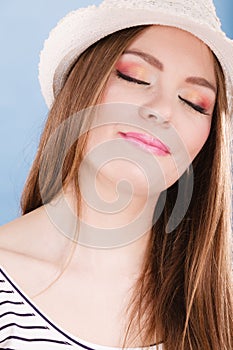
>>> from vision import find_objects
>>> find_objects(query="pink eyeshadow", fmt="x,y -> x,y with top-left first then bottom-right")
199,96 -> 212,110
115,61 -> 148,80
184,90 -> 212,110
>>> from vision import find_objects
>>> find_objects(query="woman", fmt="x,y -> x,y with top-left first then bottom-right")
0,0 -> 232,349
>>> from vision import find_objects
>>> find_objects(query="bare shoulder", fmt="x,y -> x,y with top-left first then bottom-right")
0,206 -> 50,257
0,206 -> 66,296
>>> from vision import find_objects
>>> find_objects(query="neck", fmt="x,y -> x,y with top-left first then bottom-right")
45,181 -> 159,278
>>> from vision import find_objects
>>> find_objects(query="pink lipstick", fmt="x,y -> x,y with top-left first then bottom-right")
118,132 -> 170,156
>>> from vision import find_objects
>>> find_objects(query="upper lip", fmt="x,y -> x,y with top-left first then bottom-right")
118,131 -> 171,154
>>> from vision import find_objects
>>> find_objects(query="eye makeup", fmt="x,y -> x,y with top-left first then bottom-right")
179,88 -> 214,114
114,54 -> 215,116
115,55 -> 157,85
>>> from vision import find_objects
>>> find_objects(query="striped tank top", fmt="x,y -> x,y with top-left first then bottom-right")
0,267 -> 163,350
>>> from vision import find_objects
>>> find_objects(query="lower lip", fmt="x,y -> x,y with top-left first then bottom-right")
119,133 -> 170,156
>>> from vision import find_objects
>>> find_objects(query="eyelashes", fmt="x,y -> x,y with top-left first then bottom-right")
178,95 -> 209,115
116,70 -> 150,86
116,69 -> 209,116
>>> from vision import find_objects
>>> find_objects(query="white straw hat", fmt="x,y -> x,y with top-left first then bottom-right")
39,0 -> 233,111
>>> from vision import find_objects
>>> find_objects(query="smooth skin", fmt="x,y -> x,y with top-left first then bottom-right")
0,26 -> 216,347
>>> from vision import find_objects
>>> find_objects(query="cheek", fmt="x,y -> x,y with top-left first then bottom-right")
101,79 -> 142,105
85,125 -> 113,153
183,120 -> 212,160
101,86 -> 126,104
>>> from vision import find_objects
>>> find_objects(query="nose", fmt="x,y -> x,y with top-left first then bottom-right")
139,106 -> 169,125
139,96 -> 173,126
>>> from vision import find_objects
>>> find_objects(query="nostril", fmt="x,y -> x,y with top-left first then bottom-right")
139,105 -> 170,125
148,113 -> 158,119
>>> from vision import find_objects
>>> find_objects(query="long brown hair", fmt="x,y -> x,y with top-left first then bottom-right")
21,26 -> 233,349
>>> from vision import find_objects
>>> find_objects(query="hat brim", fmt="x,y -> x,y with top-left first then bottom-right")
39,7 -> 233,109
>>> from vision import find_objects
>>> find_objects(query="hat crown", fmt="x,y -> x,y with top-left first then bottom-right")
39,0 -> 233,110
100,0 -> 221,31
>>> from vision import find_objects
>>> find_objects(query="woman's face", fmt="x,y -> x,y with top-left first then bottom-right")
83,26 -> 217,197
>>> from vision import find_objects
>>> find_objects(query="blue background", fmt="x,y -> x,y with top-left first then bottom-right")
1,1 -> 233,225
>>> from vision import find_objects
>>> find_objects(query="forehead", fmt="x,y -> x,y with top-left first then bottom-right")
125,25 -> 215,81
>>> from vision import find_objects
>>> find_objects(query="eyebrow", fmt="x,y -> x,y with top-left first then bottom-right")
124,49 -> 164,71
123,49 -> 216,94
185,77 -> 216,93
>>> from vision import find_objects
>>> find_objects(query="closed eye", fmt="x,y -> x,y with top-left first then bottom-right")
116,70 -> 150,86
178,95 -> 209,115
